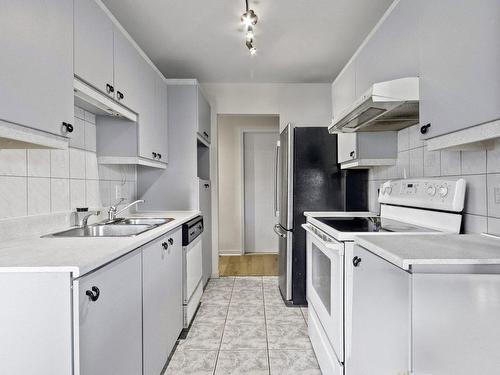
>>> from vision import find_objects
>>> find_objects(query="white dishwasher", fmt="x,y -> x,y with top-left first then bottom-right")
182,216 -> 204,328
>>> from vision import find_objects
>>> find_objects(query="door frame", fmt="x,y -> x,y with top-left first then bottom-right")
240,128 -> 279,255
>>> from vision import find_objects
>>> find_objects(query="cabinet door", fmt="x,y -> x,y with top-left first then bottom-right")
199,180 -> 212,285
138,63 -> 157,161
0,0 -> 73,136
143,228 -> 183,375
74,0 -> 114,96
154,76 -> 168,163
345,245 -> 410,375
78,251 -> 142,375
113,27 -> 142,112
198,88 -> 211,143
355,0 -> 419,96
419,0 -> 500,139
332,63 -> 356,119
337,133 -> 357,163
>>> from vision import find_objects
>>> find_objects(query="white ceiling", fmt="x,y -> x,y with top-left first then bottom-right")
102,0 -> 394,83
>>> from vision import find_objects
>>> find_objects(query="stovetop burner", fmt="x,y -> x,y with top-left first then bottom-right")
315,216 -> 437,233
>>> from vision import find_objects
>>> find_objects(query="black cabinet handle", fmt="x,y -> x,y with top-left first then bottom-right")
353,256 -> 362,267
62,122 -> 74,133
203,131 -> 209,138
168,238 -> 174,245
204,183 -> 210,188
85,286 -> 100,301
420,123 -> 431,134
162,242 -> 169,250
152,152 -> 157,158
158,153 -> 162,159
106,83 -> 114,94
349,150 -> 355,158
117,91 -> 124,100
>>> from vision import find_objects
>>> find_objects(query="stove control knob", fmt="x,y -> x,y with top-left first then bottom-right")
384,186 -> 392,195
426,185 -> 436,196
438,185 -> 449,198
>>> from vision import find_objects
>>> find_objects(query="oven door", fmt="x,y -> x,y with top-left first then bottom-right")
303,223 -> 344,363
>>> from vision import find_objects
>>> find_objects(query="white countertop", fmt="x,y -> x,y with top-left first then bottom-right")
304,211 -> 376,218
354,234 -> 500,271
0,211 -> 200,277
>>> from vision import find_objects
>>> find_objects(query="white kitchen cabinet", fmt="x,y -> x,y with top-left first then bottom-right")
137,62 -> 159,162
332,63 -> 356,120
153,75 -> 168,163
418,0 -> 500,140
78,251 -> 142,375
143,228 -> 182,375
198,88 -> 211,143
113,27 -> 144,112
199,179 -> 212,285
74,0 -> 114,97
345,245 -> 410,375
354,0 -> 419,97
337,132 -> 397,169
0,0 -> 74,140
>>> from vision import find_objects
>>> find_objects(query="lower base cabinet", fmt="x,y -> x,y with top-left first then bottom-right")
78,251 -> 143,375
142,228 -> 183,375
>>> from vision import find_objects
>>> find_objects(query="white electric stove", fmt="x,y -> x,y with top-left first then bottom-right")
302,178 -> 466,375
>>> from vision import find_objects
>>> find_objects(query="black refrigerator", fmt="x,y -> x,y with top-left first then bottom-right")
273,124 -> 368,305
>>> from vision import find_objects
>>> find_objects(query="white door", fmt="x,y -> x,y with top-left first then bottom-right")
244,132 -> 279,253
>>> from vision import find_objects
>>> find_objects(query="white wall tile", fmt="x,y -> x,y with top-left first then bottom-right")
423,146 -> 441,177
74,106 -> 85,120
27,149 -> 50,177
408,124 -> 424,149
397,128 -> 409,152
84,111 -> 96,124
462,214 -> 487,234
463,174 -> 487,216
486,139 -> 500,174
487,217 -> 500,236
0,150 -> 26,176
51,179 -> 70,213
85,123 -> 97,152
409,147 -> 424,178
0,176 -> 27,218
85,152 -> 99,180
69,117 -> 86,150
461,150 -> 486,175
27,177 -> 50,216
99,180 -> 111,207
396,151 -> 410,178
86,180 -> 101,208
440,150 -> 461,176
69,148 -> 86,179
50,149 -> 70,178
70,179 -> 86,210
487,173 -> 500,218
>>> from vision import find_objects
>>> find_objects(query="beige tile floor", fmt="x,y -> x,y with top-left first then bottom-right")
165,276 -> 321,375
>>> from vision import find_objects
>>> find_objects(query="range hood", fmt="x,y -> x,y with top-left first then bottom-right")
329,77 -> 419,133
73,77 -> 137,122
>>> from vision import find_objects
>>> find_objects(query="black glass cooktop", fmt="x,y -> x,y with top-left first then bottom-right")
315,216 -> 436,233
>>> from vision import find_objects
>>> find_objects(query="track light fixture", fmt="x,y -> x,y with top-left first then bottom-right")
241,0 -> 258,55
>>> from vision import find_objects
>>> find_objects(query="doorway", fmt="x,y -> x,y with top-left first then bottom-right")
243,131 -> 279,253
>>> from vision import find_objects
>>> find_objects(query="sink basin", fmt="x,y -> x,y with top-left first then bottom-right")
47,224 -> 153,238
116,218 -> 174,226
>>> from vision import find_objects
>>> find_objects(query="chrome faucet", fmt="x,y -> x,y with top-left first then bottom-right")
108,199 -> 145,221
79,211 -> 101,227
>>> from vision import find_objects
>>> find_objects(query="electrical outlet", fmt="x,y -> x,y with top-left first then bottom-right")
495,187 -> 500,204
115,185 -> 122,199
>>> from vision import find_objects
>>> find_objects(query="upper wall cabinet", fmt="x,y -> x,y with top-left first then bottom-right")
74,0 -> 115,97
332,63 -> 356,119
418,0 -> 500,140
355,0 -> 419,96
0,0 -> 74,145
198,89 -> 211,143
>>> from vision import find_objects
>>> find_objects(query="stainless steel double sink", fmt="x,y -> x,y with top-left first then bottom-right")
45,217 -> 175,238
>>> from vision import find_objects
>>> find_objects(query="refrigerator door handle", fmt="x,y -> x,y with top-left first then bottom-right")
274,141 -> 280,217
273,224 -> 287,238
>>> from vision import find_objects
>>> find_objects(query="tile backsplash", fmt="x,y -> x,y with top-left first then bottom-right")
368,125 -> 500,235
0,107 -> 136,230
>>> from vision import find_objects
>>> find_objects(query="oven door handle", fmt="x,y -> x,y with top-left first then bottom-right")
302,223 -> 344,255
